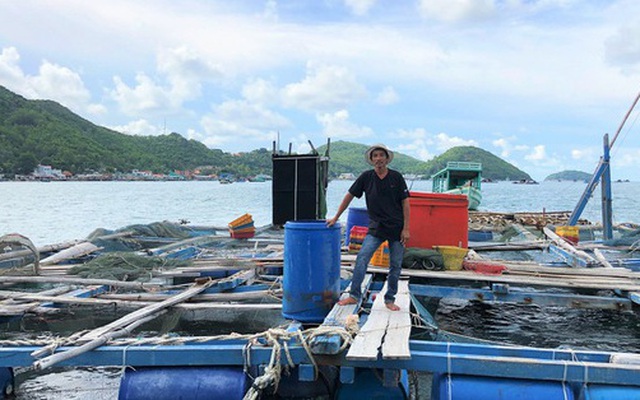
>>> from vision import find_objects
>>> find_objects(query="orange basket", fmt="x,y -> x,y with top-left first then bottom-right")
370,241 -> 389,267
228,213 -> 253,229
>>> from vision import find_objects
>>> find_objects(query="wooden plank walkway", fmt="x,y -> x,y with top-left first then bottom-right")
345,264 -> 640,292
346,280 -> 411,361
309,275 -> 373,355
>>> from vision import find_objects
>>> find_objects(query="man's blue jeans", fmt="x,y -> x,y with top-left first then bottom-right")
348,234 -> 404,304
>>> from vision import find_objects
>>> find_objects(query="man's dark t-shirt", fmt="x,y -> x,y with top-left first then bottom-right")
349,169 -> 409,242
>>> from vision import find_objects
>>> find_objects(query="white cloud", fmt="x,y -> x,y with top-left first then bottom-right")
109,119 -> 164,136
571,147 -> 597,160
605,24 -> 640,73
316,109 -> 373,139
111,46 -> 224,116
417,0 -> 496,23
263,0 -> 278,21
0,47 -> 103,116
613,147 -> 640,170
242,78 -> 279,106
0,47 -> 26,90
110,74 -> 174,116
376,86 -> 399,105
395,128 -> 428,140
392,128 -> 475,160
158,47 -> 225,96
199,99 -> 290,147
433,132 -> 478,151
345,0 -> 377,16
525,145 -> 547,161
395,140 -> 434,161
281,62 -> 366,112
30,62 -> 92,107
492,138 -> 511,157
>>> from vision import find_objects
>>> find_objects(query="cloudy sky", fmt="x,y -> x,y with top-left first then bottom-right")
2,0 -> 640,180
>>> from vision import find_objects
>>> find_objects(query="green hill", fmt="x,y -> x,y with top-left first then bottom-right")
317,141 -> 428,177
545,170 -> 591,182
426,146 -> 531,181
0,85 -> 244,175
319,141 -> 529,180
0,85 -> 531,180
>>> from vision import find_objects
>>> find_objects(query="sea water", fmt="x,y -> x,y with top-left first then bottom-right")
1,179 -> 639,399
1,179 -> 634,247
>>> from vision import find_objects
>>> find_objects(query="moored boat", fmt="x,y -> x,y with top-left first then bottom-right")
431,161 -> 482,210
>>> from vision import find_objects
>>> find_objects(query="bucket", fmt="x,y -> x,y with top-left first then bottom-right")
432,374 -> 574,400
434,245 -> 468,271
283,220 -> 341,322
118,366 -> 248,400
345,207 -> 369,244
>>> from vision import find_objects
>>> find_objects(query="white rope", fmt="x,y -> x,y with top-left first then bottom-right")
243,329 -> 284,400
121,344 -> 135,374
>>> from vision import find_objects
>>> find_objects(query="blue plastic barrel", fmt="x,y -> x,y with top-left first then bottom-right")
283,220 -> 341,322
345,207 -> 369,244
118,367 -> 248,400
432,374 -> 574,400
579,384 -> 640,399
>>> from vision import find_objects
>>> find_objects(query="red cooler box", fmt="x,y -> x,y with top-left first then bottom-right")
406,191 -> 468,249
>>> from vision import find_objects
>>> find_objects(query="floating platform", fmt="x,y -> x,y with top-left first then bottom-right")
2,221 -> 640,398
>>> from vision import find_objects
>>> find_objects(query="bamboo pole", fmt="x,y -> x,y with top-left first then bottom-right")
33,312 -> 164,370
98,288 -> 282,302
543,227 -> 598,265
30,279 -> 217,369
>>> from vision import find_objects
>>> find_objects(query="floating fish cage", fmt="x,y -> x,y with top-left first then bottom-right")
3,219 -> 640,399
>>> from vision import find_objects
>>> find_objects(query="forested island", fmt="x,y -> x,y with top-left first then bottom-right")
544,170 -> 592,182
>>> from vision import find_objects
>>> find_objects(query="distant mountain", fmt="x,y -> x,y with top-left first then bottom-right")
0,85 -> 531,180
0,85 -> 260,176
425,146 -> 531,181
545,170 -> 591,182
317,141 -> 428,177
320,142 -> 530,181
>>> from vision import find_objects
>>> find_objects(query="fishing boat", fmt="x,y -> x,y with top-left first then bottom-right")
431,161 -> 482,210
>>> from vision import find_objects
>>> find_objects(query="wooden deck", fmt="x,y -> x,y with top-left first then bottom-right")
346,280 -> 411,361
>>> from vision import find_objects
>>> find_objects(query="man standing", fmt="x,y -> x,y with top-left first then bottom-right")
326,144 -> 410,311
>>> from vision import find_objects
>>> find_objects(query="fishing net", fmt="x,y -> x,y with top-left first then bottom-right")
499,225 -> 543,242
68,252 -> 192,281
603,228 -> 640,248
86,221 -> 210,252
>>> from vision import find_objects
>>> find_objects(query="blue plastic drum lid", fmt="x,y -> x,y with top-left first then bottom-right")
579,384 -> 640,400
345,207 -> 369,244
118,367 -> 248,400
432,374 -> 575,400
283,220 -> 341,323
